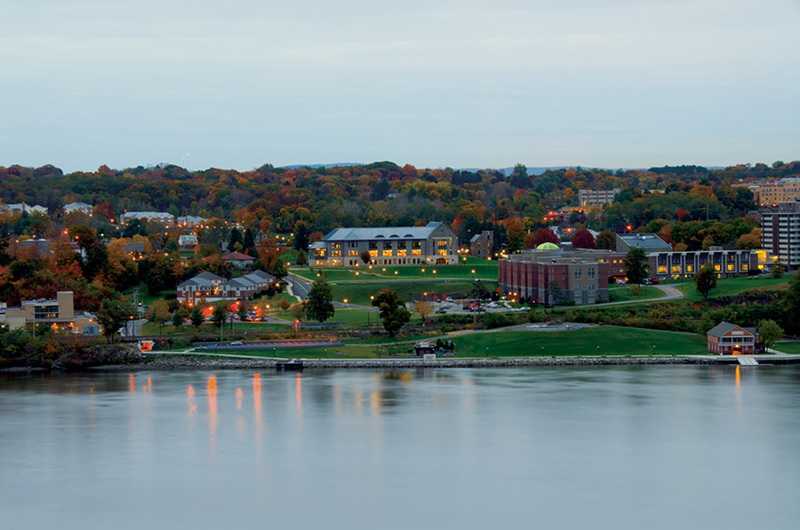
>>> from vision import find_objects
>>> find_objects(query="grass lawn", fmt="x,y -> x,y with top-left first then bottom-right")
291,256 -> 498,283
677,275 -> 789,302
215,326 -> 708,359
608,285 -> 666,303
775,342 -> 800,354
330,281 -> 498,306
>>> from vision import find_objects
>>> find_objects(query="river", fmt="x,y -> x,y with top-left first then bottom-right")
2,365 -> 799,529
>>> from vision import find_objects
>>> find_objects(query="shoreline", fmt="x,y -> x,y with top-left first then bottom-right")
5,353 -> 799,374
86,354 -> 800,371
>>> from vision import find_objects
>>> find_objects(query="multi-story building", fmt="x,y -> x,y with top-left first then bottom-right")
0,203 -> 48,215
0,291 -> 98,334
616,233 -> 758,279
761,201 -> 800,270
747,178 -> 800,206
578,189 -> 620,208
469,230 -> 494,260
499,248 -> 624,305
310,222 -> 458,267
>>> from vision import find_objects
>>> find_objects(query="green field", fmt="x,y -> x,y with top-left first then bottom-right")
677,275 -> 789,301
329,281 -> 498,306
211,326 -> 709,359
608,285 -> 666,303
775,342 -> 800,355
292,256 -> 498,282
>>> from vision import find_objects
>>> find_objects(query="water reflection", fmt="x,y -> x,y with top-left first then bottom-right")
208,375 -> 218,450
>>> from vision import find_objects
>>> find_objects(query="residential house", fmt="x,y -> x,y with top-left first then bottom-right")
706,321 -> 759,355
223,252 -> 256,268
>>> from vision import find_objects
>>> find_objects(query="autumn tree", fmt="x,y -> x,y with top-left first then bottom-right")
525,227 -> 559,249
414,301 -> 433,324
147,299 -> 171,333
571,229 -> 596,249
694,262 -> 717,302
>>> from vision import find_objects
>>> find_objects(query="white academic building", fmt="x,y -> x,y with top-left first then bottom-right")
310,222 -> 459,267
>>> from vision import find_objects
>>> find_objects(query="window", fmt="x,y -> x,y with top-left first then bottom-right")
369,250 -> 378,257
658,265 -> 667,274
686,264 -> 694,273
587,267 -> 595,279
397,249 -> 407,257
574,268 -> 582,280
383,250 -> 393,257
412,249 -> 422,256
727,264 -> 735,271
384,242 -> 392,249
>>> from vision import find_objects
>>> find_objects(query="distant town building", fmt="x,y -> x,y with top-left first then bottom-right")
120,211 -> 175,226
178,234 -> 198,249
0,291 -> 98,334
745,178 -> 800,206
615,233 -> 673,253
63,202 -> 93,216
706,321 -> 759,355
14,239 -> 53,257
178,216 -> 207,228
0,203 -> 48,216
223,252 -> 256,268
310,222 -> 458,267
578,189 -> 620,208
123,241 -> 146,259
760,201 -> 800,270
469,230 -> 494,260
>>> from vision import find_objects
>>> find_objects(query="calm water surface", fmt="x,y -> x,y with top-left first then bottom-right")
1,366 -> 799,530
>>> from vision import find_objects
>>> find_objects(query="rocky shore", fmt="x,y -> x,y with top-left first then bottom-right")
100,354 -> 721,372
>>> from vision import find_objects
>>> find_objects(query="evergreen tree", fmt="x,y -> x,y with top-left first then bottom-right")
372,289 -> 411,336
624,247 -> 649,285
694,261 -> 717,302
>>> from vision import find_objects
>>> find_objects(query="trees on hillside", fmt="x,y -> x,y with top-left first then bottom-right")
571,229 -> 596,249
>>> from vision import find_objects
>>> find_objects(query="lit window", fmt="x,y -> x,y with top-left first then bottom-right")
369,250 -> 378,257
412,249 -> 422,256
383,250 -> 393,257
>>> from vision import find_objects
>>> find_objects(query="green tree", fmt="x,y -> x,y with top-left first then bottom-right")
270,258 -> 287,281
171,311 -> 183,327
295,249 -> 307,266
694,261 -> 717,302
470,280 -> 490,301
237,302 -> 249,322
771,262 -> 784,278
304,277 -> 335,322
371,289 -> 411,336
624,247 -> 649,285
783,271 -> 800,335
96,298 -> 135,344
758,319 -> 783,352
190,306 -> 203,328
211,304 -> 229,329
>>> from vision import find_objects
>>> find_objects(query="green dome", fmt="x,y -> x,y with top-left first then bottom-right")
536,242 -> 559,250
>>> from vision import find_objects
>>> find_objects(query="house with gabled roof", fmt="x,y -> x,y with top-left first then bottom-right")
177,270 -> 275,305
706,321 -> 759,355
310,221 -> 458,267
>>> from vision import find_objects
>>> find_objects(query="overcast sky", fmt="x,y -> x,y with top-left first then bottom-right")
2,0 -> 798,173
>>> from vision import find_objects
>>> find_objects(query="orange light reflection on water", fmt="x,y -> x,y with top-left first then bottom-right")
236,387 -> 243,410
128,374 -> 135,392
187,384 -> 197,418
208,376 -> 218,452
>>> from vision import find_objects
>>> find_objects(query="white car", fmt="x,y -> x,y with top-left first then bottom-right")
230,341 -> 243,346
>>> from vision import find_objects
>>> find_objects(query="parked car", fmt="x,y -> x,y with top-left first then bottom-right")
435,307 -> 448,314
230,341 -> 243,346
